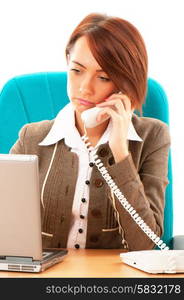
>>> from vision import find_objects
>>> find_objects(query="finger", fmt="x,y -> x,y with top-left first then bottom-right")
96,100 -> 124,116
96,107 -> 118,122
100,93 -> 132,112
98,100 -> 132,122
120,95 -> 132,112
105,93 -> 130,102
96,98 -> 130,116
97,99 -> 123,107
109,93 -> 132,107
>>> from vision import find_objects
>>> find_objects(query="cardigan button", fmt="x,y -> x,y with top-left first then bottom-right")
91,208 -> 102,218
60,215 -> 65,223
85,180 -> 90,185
75,244 -> 80,249
108,156 -> 115,165
94,178 -> 104,188
98,148 -> 109,157
81,198 -> 86,203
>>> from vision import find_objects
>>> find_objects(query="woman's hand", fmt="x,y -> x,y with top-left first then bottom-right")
96,93 -> 132,163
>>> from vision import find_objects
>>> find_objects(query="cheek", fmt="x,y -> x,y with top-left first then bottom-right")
102,84 -> 117,98
67,73 -> 76,98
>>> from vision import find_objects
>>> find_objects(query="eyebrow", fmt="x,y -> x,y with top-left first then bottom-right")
72,60 -> 104,72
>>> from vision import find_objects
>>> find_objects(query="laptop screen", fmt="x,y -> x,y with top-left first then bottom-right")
0,154 -> 42,260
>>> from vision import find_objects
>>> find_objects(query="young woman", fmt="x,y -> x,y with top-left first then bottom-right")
10,13 -> 170,251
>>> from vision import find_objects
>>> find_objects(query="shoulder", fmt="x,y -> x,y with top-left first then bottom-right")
19,119 -> 54,143
132,113 -> 170,145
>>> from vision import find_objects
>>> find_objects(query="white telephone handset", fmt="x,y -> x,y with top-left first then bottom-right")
81,106 -> 109,128
81,107 -> 184,274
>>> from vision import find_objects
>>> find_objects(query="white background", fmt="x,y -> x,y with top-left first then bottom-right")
0,0 -> 184,236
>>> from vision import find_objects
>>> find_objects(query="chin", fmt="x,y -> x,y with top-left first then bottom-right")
73,102 -> 91,113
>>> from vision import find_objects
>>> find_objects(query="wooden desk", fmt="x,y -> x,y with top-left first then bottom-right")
0,249 -> 184,278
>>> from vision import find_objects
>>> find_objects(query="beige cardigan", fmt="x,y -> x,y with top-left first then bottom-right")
10,113 -> 170,251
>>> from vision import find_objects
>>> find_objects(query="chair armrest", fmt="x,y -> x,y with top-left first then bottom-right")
172,235 -> 184,249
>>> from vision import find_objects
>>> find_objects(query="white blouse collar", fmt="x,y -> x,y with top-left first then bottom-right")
39,103 -> 143,148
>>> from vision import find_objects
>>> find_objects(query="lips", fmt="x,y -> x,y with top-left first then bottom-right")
77,98 -> 94,106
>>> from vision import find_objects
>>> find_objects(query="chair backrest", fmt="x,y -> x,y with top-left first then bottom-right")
0,72 -> 173,247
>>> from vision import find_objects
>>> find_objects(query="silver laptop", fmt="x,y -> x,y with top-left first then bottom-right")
0,154 -> 67,273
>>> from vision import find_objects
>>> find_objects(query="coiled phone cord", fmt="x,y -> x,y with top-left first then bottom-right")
81,133 -> 169,251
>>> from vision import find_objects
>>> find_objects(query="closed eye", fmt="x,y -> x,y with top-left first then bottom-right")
99,76 -> 110,81
70,68 -> 80,73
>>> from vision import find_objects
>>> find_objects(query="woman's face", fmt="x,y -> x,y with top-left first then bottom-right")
67,36 -> 117,114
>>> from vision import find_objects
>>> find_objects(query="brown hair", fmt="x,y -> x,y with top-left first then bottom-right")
65,13 -> 148,111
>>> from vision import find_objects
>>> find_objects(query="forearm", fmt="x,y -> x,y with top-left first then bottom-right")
109,184 -> 163,250
106,153 -> 166,251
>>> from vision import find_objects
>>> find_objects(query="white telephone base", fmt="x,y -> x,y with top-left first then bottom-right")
120,250 -> 184,274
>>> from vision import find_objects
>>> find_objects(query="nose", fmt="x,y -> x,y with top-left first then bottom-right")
79,77 -> 94,96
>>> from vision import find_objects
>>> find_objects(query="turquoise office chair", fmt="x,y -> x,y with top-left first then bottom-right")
0,72 -> 173,248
